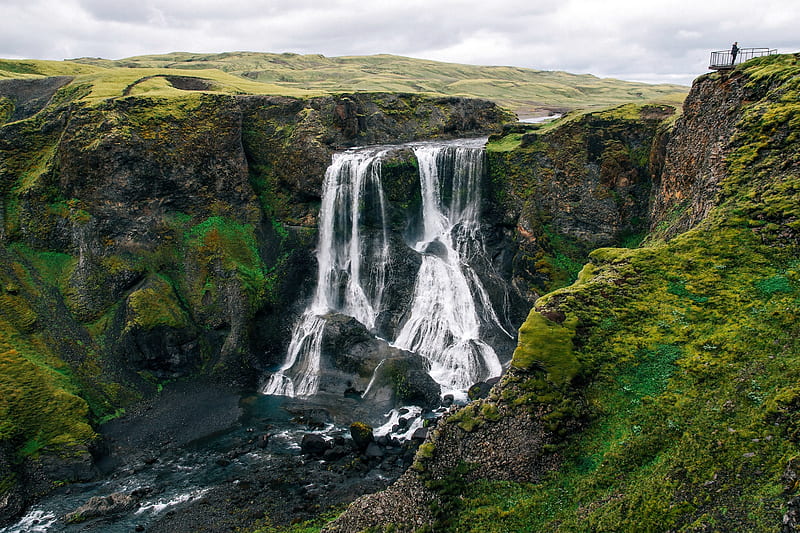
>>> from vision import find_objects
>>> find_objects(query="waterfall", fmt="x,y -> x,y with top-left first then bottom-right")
392,144 -> 507,398
262,139 -> 512,400
260,149 -> 389,397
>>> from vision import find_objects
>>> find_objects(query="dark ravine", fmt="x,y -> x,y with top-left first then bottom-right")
2,52 -> 797,533
0,68 -> 674,528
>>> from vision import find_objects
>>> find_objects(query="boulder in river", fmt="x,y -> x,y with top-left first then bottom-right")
65,491 -> 139,523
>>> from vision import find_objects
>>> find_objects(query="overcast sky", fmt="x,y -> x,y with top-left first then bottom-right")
1,0 -> 797,86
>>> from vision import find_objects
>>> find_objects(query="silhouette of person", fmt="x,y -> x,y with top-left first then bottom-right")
731,42 -> 739,65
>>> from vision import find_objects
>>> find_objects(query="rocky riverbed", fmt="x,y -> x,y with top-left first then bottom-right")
1,380 -> 430,533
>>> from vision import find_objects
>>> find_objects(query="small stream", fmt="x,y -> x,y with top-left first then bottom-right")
2,389 -> 438,533
1,394 -> 343,533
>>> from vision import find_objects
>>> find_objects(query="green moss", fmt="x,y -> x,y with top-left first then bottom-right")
185,215 -> 276,309
0,335 -> 95,459
418,442 -> 436,460
448,401 -> 503,433
125,276 -> 190,332
0,96 -> 12,124
511,312 -> 579,382
486,132 -> 525,152
433,223 -> 799,531
245,507 -> 343,533
10,244 -> 76,293
754,273 -> 794,296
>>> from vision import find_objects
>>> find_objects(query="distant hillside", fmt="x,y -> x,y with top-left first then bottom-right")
1,52 -> 688,116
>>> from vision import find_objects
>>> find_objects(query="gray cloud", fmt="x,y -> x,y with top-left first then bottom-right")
0,0 -> 797,85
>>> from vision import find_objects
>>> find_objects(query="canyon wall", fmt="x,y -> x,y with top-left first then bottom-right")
0,84 -> 513,520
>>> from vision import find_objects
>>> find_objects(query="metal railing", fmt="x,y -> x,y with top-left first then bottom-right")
709,47 -> 778,70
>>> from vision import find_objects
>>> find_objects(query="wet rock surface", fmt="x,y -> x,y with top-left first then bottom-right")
324,370 -> 564,532
65,491 -> 141,523
19,379 -> 428,533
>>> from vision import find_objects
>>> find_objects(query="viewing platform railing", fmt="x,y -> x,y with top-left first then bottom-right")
709,47 -> 777,70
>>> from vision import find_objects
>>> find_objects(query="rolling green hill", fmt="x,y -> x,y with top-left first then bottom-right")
2,52 -> 688,116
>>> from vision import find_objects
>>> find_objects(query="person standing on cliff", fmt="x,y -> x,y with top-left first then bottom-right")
731,42 -> 739,65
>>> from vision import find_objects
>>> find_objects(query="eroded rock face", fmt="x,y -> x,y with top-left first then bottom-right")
0,76 -> 73,123
1,88 -> 510,383
648,74 -> 748,238
0,85 -> 513,522
486,105 -> 674,296
490,110 -> 668,249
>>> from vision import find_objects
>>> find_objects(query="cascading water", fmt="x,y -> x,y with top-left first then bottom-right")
262,139 -> 513,400
261,149 -> 389,397
392,143 -> 509,397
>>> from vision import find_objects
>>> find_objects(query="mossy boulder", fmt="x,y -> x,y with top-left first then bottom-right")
350,422 -> 374,451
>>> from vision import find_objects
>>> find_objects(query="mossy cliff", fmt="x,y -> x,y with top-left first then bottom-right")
0,65 -> 511,521
485,103 -> 676,296
324,53 -> 800,533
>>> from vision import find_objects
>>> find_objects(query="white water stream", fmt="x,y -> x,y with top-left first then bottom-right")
261,139 -> 511,400
392,143 -> 506,398
261,149 -> 389,396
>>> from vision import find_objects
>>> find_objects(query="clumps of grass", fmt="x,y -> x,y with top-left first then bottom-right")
414,442 -> 436,467
243,507 -> 344,533
447,402 -> 501,433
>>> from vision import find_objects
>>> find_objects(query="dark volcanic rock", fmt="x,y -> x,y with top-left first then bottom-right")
301,433 -> 330,456
0,76 -> 74,123
364,442 -> 385,459
315,313 -> 440,415
361,357 -> 441,411
468,381 -> 494,400
374,232 -> 423,338
648,74 -> 749,238
65,491 -> 139,523
350,422 -> 374,451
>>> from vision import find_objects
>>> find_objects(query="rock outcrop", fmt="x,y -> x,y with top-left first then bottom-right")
647,73 -> 748,239
486,103 -> 676,296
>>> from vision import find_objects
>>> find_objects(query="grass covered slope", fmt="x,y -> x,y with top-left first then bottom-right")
428,53 -> 800,532
2,51 -> 687,116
